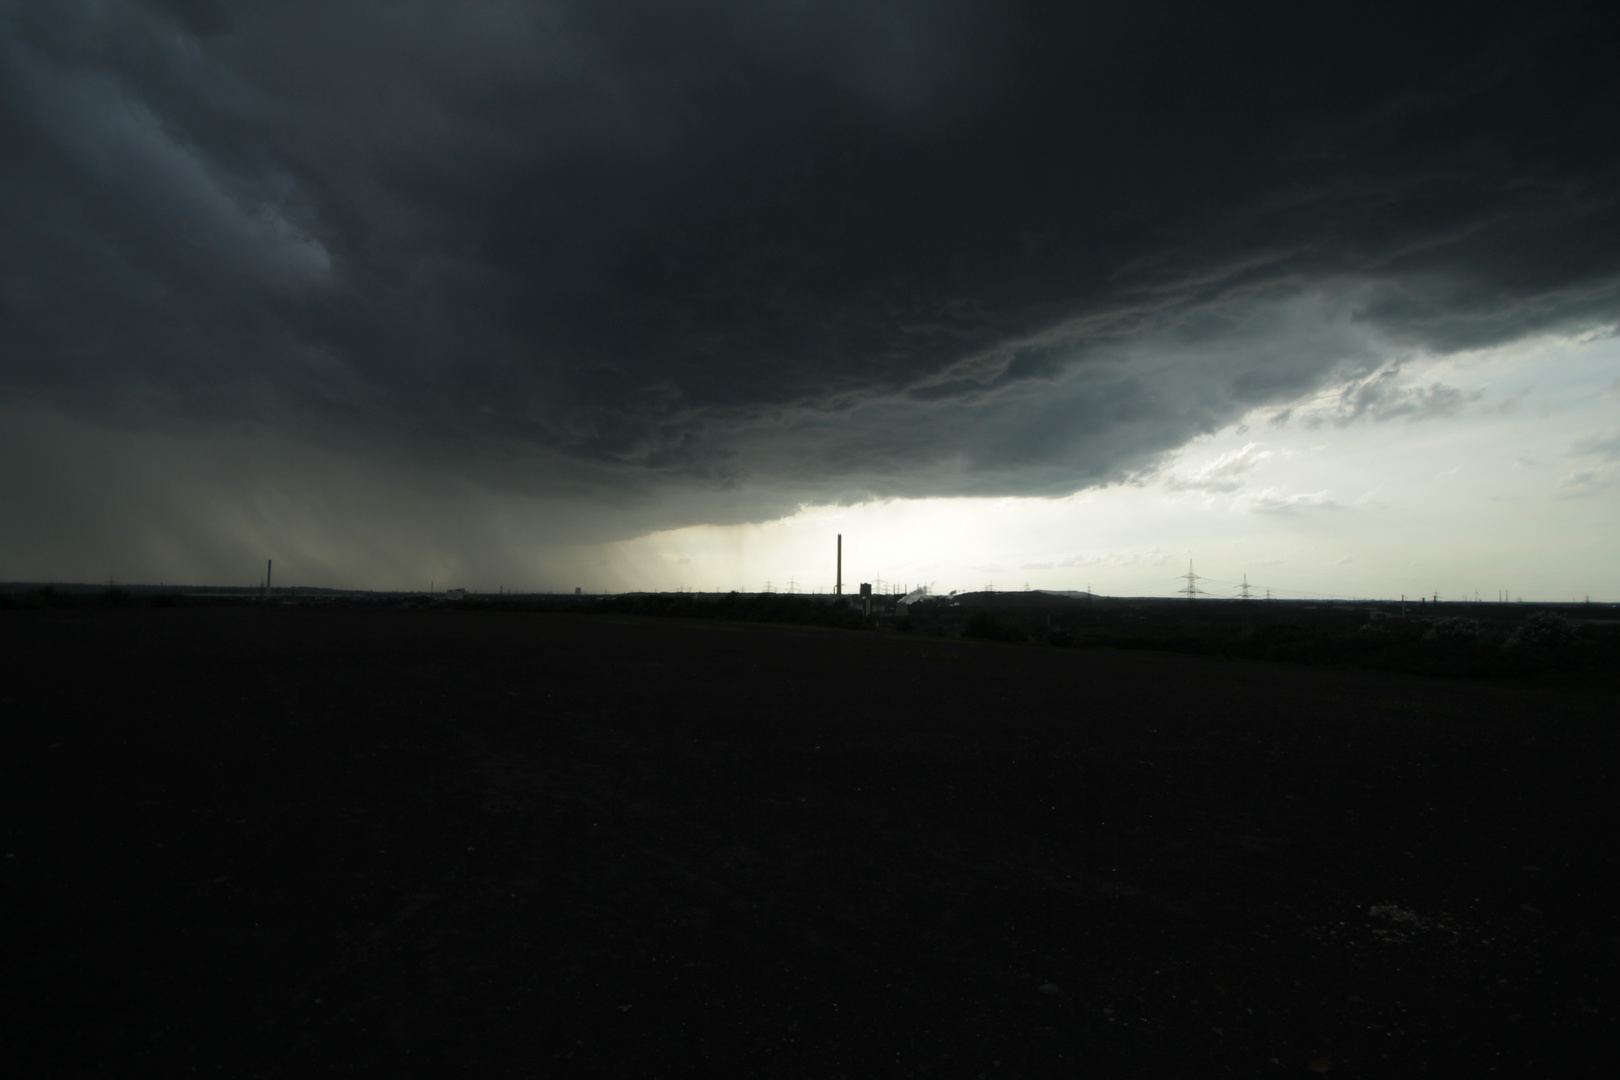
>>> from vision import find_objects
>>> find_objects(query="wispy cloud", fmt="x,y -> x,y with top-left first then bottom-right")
1570,431 -> 1620,461
1487,386 -> 1534,415
1243,488 -> 1345,515
1299,365 -> 1482,428
1571,324 -> 1619,346
1055,548 -> 1175,569
1554,431 -> 1620,495
1555,468 -> 1614,498
1164,442 -> 1273,493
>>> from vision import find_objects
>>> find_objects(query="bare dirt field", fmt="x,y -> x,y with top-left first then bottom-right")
6,609 -> 1616,1077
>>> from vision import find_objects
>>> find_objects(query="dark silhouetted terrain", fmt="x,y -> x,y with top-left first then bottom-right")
5,608 -> 1616,1076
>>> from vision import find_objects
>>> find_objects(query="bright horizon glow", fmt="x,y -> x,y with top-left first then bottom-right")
601,329 -> 1620,602
5,329 -> 1615,602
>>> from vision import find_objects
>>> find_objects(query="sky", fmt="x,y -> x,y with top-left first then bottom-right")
2,1 -> 1618,598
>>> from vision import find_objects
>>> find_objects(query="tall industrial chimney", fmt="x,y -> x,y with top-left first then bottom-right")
836,534 -> 842,596
265,559 -> 272,600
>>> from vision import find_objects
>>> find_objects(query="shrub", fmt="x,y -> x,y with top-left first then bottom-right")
1421,617 -> 1482,643
1505,611 -> 1578,651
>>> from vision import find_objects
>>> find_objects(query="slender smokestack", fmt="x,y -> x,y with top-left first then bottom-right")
836,534 -> 842,596
267,559 -> 272,597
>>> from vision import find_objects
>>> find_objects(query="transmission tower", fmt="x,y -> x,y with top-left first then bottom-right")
1178,560 -> 1210,601
1237,573 -> 1254,601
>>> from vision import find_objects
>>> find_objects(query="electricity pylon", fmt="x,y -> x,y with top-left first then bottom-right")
1179,560 -> 1210,601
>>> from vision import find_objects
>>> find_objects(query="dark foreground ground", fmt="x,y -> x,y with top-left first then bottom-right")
5,610 -> 1617,1077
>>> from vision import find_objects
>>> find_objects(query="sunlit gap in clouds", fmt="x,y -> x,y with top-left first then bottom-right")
609,329 -> 1620,602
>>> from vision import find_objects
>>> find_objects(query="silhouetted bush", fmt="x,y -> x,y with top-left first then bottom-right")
1506,611 -> 1578,651
1422,617 -> 1483,643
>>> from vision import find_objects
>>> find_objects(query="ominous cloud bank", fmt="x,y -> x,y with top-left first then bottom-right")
2,1 -> 1618,582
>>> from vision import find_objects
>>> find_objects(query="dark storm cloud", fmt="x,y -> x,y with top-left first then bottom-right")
3,0 -> 1618,531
